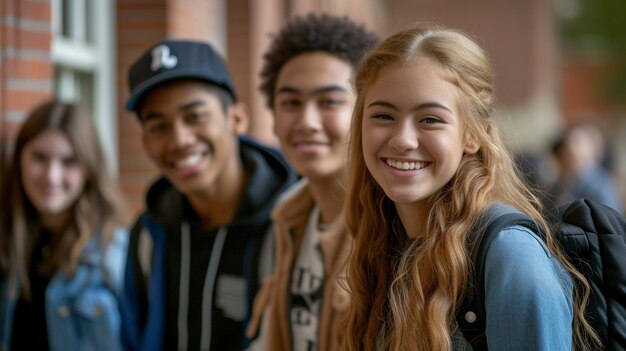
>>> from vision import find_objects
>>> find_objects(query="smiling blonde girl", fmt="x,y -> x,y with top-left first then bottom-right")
341,24 -> 597,351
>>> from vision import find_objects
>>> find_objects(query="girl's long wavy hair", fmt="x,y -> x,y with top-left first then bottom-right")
0,100 -> 129,298
341,23 -> 598,351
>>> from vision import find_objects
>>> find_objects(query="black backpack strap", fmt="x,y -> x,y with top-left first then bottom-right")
456,204 -> 537,350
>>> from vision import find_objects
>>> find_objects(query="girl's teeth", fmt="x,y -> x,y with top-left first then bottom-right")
386,159 -> 427,170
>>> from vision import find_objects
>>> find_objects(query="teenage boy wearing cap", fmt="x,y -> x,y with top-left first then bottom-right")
120,39 -> 297,351
245,14 -> 378,351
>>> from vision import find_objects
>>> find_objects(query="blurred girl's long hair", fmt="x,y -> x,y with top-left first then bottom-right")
0,100 -> 129,297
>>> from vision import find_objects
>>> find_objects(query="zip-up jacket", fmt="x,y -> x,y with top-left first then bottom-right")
0,227 -> 128,351
120,137 -> 297,351
247,179 -> 352,351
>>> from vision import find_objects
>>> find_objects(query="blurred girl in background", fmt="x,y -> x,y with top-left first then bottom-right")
0,100 -> 129,351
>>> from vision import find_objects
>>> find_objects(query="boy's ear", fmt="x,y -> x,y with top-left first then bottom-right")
228,102 -> 250,135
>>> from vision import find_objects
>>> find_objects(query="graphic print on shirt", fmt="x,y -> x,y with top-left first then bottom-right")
290,207 -> 325,351
216,274 -> 246,321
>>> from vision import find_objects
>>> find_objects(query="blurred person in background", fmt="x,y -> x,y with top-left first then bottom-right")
548,122 -> 623,214
0,100 -> 130,351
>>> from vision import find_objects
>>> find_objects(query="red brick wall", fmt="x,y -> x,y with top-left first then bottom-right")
227,0 -> 253,125
168,0 -> 225,44
559,56 -> 617,123
247,0 -> 287,147
117,1 -> 168,213
1,0 -> 53,157
384,0 -> 555,107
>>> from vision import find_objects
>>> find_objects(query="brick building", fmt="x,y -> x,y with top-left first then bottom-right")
2,0 -> 624,213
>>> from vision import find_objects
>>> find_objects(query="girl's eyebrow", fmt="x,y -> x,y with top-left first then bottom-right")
366,100 -> 452,113
411,102 -> 452,113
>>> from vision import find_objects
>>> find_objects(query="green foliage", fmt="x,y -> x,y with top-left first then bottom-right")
560,0 -> 626,101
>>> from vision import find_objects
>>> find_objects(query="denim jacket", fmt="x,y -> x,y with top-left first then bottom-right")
479,225 -> 573,350
375,224 -> 572,351
0,227 -> 128,351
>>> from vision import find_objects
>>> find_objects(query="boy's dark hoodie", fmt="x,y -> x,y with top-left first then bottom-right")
121,137 -> 296,351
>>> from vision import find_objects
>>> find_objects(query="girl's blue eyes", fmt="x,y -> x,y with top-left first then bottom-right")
33,152 -> 47,162
62,157 -> 79,166
31,151 -> 78,166
422,117 -> 440,124
373,114 -> 393,120
371,114 -> 441,124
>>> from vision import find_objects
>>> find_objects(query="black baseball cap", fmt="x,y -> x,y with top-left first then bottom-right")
126,39 -> 237,113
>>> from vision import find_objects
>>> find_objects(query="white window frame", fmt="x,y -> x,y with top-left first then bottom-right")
51,0 -> 117,173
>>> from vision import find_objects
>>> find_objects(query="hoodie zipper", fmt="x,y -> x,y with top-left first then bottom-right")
200,226 -> 227,350
177,222 -> 191,350
177,224 -> 227,350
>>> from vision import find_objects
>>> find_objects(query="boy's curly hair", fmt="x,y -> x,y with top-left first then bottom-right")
259,13 -> 379,108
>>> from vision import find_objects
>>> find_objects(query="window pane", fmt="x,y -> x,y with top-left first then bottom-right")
85,0 -> 94,44
61,0 -> 71,37
54,66 -> 94,114
78,71 -> 94,112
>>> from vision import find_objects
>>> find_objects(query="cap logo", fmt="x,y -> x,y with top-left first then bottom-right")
150,44 -> 178,71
